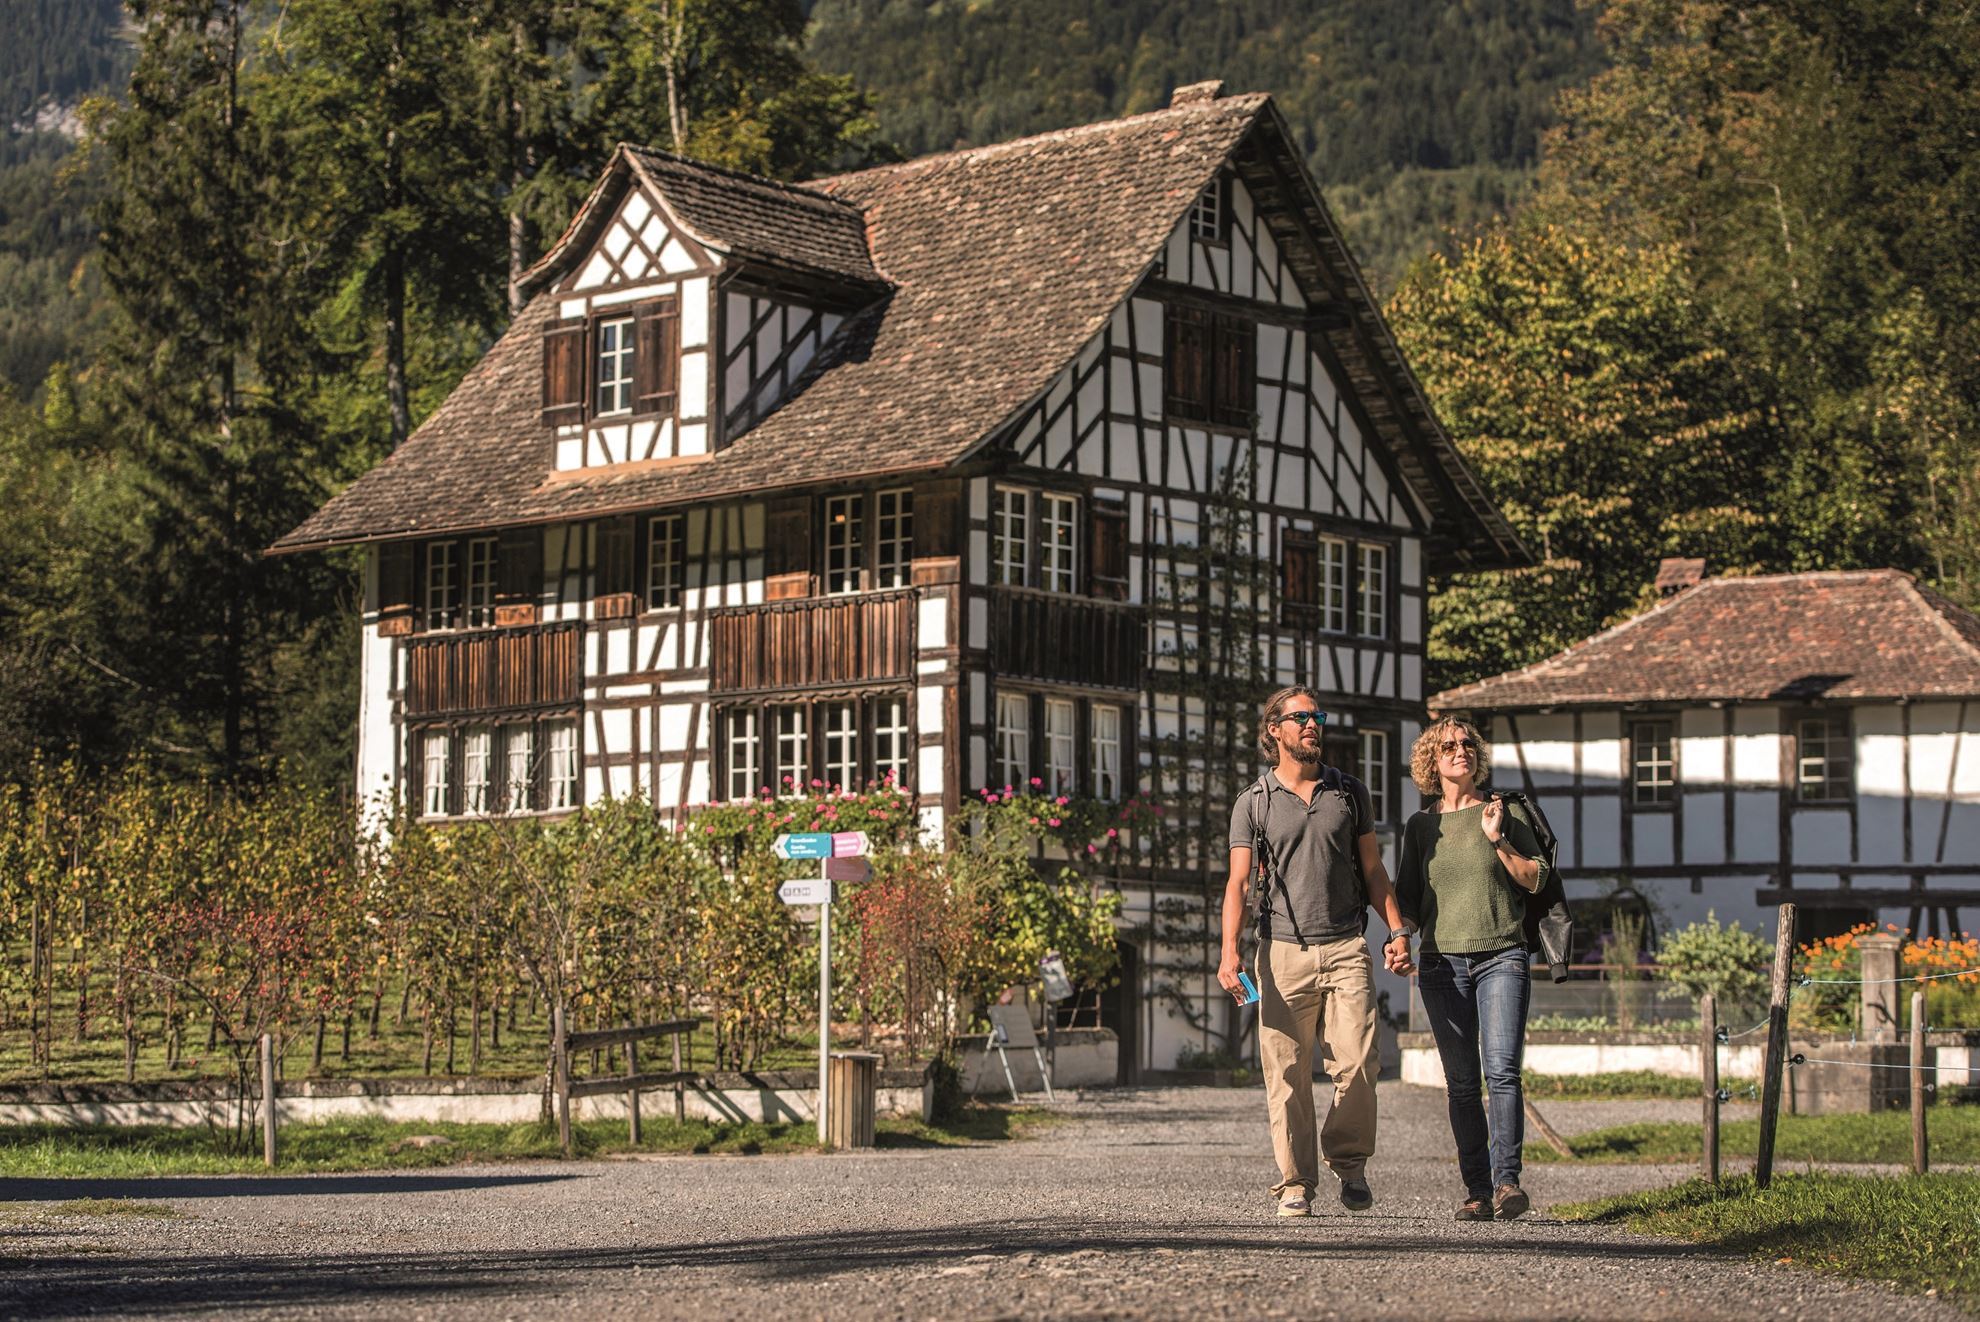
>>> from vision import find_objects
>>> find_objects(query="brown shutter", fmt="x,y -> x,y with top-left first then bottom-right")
1164,304 -> 1212,421
1283,528 -> 1319,614
1087,498 -> 1129,600
495,527 -> 542,626
634,297 -> 680,416
764,496 -> 813,599
595,515 -> 636,617
377,541 -> 415,636
911,480 -> 959,558
1212,313 -> 1254,430
542,319 -> 587,426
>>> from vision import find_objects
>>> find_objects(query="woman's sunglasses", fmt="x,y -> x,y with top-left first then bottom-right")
1439,738 -> 1479,754
1277,710 -> 1327,728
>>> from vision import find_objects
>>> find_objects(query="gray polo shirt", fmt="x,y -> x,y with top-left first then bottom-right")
1228,767 -> 1375,944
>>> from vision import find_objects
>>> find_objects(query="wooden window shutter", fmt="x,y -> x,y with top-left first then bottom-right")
596,515 -> 636,617
1211,313 -> 1254,430
1164,304 -> 1212,421
764,496 -> 813,598
634,297 -> 680,416
1087,498 -> 1129,600
495,527 -> 541,626
1283,528 -> 1319,611
911,480 -> 959,558
542,319 -> 587,426
377,541 -> 415,636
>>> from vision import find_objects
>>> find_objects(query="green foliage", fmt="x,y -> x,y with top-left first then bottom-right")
1521,1069 -> 1697,1100
1531,1105 -> 1980,1167
1657,911 -> 1770,1015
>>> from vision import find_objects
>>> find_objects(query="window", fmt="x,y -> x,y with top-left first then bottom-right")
1189,181 -> 1224,242
502,723 -> 534,812
1092,706 -> 1122,800
1045,698 -> 1077,795
421,731 -> 451,818
726,708 -> 760,800
1358,729 -> 1390,823
1357,543 -> 1388,639
775,706 -> 808,791
595,315 -> 635,415
1164,305 -> 1254,429
1319,537 -> 1349,633
1041,494 -> 1079,594
1632,721 -> 1676,806
424,542 -> 459,631
822,701 -> 858,790
547,721 -> 580,810
876,489 -> 913,589
461,727 -> 492,815
993,488 -> 1030,587
646,515 -> 683,610
872,696 -> 910,788
1797,714 -> 1853,803
824,495 -> 864,595
996,692 -> 1031,789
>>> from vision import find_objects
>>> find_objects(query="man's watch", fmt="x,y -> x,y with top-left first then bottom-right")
1385,928 -> 1413,945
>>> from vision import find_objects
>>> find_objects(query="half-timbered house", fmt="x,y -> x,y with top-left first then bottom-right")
1432,569 -> 1980,945
272,82 -> 1524,1075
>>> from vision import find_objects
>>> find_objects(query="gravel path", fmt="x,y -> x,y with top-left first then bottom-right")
0,1084 -> 1961,1321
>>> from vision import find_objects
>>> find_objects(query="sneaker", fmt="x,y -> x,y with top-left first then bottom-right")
1494,1184 -> 1530,1221
1338,1178 -> 1373,1211
1276,1188 -> 1312,1218
1454,1196 -> 1493,1222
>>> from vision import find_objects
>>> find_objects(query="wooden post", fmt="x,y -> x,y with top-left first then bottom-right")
626,1036 -> 642,1146
552,1003 -> 572,1156
1755,902 -> 1796,1190
1701,994 -> 1720,1185
1522,1097 -> 1573,1160
260,1032 -> 277,1168
672,1030 -> 685,1124
1911,989 -> 1928,1176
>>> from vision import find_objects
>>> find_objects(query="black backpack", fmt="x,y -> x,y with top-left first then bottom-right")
1491,790 -> 1574,983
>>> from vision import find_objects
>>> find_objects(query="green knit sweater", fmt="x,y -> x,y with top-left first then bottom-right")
1395,799 -> 1551,955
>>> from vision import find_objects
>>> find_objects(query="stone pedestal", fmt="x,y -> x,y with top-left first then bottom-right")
1787,1040 -> 1908,1114
1858,932 -> 1903,1042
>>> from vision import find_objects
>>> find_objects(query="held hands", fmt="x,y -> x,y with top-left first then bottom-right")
1382,933 -> 1415,977
1480,795 -> 1505,844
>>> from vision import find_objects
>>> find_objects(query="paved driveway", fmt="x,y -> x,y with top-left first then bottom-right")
0,1084 -> 1960,1320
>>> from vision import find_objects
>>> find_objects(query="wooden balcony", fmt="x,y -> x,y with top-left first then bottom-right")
404,622 -> 583,718
709,590 -> 917,693
990,587 -> 1145,691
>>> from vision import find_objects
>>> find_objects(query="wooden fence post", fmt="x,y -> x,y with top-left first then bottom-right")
1701,993 -> 1719,1186
260,1032 -> 277,1169
673,1031 -> 685,1124
1755,902 -> 1796,1190
626,1036 -> 641,1147
553,1003 -> 572,1156
1911,989 -> 1928,1176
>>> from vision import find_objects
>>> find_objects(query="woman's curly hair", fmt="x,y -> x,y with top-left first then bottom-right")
1410,716 -> 1490,794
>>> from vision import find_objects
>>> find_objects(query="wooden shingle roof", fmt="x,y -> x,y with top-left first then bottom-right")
271,92 -> 1523,566
1433,570 -> 1980,711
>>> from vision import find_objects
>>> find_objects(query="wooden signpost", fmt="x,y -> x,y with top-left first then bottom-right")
1700,993 -> 1719,1185
774,830 -> 871,1148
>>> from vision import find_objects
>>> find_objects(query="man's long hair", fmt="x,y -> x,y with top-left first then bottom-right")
1257,684 -> 1322,762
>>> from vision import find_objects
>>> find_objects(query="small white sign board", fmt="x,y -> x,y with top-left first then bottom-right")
980,1004 -> 1054,1103
779,879 -> 832,905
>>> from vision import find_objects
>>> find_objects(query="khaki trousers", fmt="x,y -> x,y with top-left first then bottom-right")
1256,933 -> 1379,1195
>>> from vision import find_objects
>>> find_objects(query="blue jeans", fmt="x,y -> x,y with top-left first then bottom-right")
1418,945 -> 1531,1197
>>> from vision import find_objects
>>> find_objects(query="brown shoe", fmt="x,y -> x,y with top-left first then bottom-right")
1455,1196 -> 1493,1221
1494,1184 -> 1530,1221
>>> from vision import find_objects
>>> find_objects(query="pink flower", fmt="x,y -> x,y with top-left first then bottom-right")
1047,818 -> 1061,828
1028,816 -> 1040,825
1086,843 -> 1098,854
1106,828 -> 1119,839
1054,796 -> 1069,807
1029,777 -> 1043,788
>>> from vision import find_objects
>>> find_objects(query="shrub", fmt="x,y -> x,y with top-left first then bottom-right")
1657,911 -> 1770,1017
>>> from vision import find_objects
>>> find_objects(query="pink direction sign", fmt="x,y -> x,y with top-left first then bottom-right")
830,831 -> 869,857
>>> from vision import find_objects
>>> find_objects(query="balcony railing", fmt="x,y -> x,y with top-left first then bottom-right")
989,587 -> 1145,690
404,622 -> 583,718
709,590 -> 917,693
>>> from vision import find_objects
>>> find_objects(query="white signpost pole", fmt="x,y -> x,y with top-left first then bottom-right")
818,888 -> 831,1150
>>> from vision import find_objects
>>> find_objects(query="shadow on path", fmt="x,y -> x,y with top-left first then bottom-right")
0,1172 -> 578,1203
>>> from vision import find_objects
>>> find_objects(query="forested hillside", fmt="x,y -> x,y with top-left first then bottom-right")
807,0 -> 1604,287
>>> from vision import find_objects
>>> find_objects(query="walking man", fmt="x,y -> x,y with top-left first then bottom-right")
1217,685 -> 1414,1216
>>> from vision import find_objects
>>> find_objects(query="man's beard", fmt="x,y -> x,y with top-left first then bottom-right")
1283,740 -> 1322,766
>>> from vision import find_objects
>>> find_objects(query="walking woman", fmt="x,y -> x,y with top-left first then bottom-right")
1395,717 -> 1549,1222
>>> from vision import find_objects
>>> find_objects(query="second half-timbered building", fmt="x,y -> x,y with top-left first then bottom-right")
272,82 -> 1525,1076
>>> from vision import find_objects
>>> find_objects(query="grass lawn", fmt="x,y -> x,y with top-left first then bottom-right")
0,1105 -> 1064,1179
1527,1102 -> 1980,1165
1521,1070 -> 1699,1101
1561,1172 -> 1980,1304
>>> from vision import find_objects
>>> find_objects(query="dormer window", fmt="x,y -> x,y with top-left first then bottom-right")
542,297 -> 680,428
595,316 -> 636,415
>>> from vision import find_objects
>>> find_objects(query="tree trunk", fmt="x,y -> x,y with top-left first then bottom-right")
312,1016 -> 326,1074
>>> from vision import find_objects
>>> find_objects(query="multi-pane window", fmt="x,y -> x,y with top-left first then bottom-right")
876,489 -> 913,589
421,731 -> 451,818
646,514 -> 683,610
1359,729 -> 1390,824
1041,494 -> 1079,594
595,316 -> 635,415
822,701 -> 859,790
1356,543 -> 1388,639
547,721 -> 580,810
996,692 -> 1031,788
1797,714 -> 1853,803
1092,706 -> 1122,800
461,727 -> 493,815
725,709 -> 760,800
1044,698 -> 1077,795
1319,537 -> 1349,633
502,723 -> 534,812
1189,182 -> 1223,242
424,542 -> 459,630
993,488 -> 1030,587
1632,721 -> 1676,806
872,696 -> 910,788
824,495 -> 864,595
775,706 -> 809,791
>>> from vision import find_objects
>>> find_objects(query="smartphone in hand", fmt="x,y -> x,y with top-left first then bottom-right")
1237,971 -> 1261,1005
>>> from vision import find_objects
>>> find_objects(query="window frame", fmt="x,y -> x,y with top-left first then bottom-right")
1318,536 -> 1349,634
1091,704 -> 1123,801
1794,711 -> 1854,804
823,494 -> 865,596
1359,727 -> 1391,825
992,486 -> 1031,588
411,717 -> 575,820
1188,176 -> 1229,246
870,694 -> 910,789
593,313 -> 637,417
645,513 -> 685,612
714,693 -> 917,801
1631,719 -> 1677,807
995,691 -> 1032,790
1039,493 -> 1080,594
1356,542 -> 1389,639
1044,697 -> 1078,796
821,699 -> 860,791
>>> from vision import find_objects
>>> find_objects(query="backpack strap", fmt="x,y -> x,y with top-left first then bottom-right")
1249,774 -> 1308,950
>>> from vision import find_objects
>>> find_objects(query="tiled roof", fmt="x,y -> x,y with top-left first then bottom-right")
1432,570 -> 1980,710
270,92 -> 1521,563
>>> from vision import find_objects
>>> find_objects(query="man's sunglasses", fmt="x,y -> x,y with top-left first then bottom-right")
1277,710 -> 1327,728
